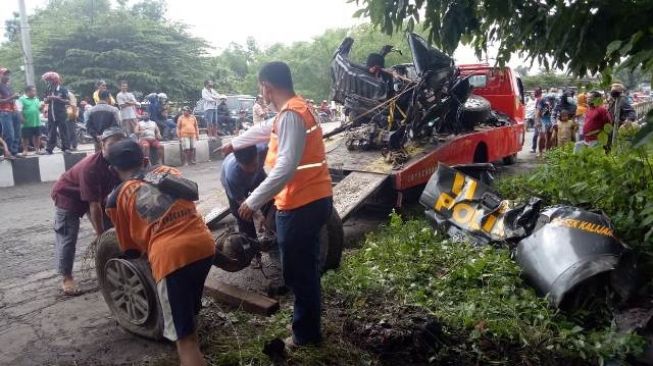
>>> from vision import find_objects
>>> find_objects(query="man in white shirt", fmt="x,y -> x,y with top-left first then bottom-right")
116,81 -> 139,134
202,80 -> 220,139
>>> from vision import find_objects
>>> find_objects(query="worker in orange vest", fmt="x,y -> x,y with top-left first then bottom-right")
222,61 -> 333,348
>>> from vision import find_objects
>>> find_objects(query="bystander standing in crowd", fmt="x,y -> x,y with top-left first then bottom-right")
530,87 -> 543,153
252,95 -> 268,124
18,86 -> 43,155
551,110 -> 577,147
535,92 -> 555,157
202,80 -> 220,139
0,69 -> 20,157
575,91 -> 611,153
575,91 -> 588,141
116,80 -> 139,134
43,71 -> 71,154
50,128 -> 125,295
177,106 -> 199,165
92,80 -> 115,105
86,90 -> 121,151
608,83 -> 637,126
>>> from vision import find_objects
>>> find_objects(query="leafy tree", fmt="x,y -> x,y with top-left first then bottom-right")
350,0 -> 653,76
0,0 -> 209,101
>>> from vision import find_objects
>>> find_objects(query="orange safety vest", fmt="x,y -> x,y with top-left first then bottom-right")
265,95 -> 332,210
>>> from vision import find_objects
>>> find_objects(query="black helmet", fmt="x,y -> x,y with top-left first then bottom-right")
213,231 -> 260,272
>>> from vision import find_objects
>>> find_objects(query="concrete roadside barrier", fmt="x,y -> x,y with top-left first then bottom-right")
0,136 -> 226,188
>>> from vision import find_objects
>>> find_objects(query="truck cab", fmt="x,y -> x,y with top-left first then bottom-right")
458,64 -> 526,124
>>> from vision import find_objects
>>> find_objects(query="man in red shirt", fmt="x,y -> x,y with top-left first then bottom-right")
574,91 -> 611,153
51,127 -> 125,295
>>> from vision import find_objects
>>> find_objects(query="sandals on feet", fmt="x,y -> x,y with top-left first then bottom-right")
62,282 -> 82,296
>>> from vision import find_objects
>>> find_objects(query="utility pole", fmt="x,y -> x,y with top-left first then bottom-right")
18,0 -> 35,86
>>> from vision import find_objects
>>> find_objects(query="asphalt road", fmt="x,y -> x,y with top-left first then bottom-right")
0,131 -> 537,365
0,162 -> 223,366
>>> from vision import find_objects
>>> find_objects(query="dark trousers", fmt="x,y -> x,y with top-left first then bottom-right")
68,122 -> 78,149
12,113 -> 21,153
276,197 -> 332,345
47,115 -> 70,152
531,126 -> 539,151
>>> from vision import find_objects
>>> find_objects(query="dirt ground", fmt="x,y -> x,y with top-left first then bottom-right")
0,132 -> 538,366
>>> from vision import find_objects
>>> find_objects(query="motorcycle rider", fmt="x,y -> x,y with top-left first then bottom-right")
217,96 -> 235,134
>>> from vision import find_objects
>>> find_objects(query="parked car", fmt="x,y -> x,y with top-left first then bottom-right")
194,94 -> 256,129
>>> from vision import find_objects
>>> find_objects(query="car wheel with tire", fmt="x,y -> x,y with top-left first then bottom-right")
503,153 -> 518,165
95,229 -> 164,340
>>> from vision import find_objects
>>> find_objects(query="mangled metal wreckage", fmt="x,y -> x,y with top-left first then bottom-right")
420,164 -> 632,307
329,33 -> 509,152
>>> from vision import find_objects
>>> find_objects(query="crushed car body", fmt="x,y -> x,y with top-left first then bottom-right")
420,164 -> 628,306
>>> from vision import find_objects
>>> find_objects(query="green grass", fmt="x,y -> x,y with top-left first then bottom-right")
322,213 -> 645,365
149,211 -> 645,366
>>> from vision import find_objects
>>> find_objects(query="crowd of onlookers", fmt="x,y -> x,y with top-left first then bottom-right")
524,83 -> 642,157
0,69 -> 257,165
1,67 -> 350,164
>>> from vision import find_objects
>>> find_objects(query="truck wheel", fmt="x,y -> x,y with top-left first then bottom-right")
95,229 -> 164,340
502,154 -> 518,165
318,208 -> 344,272
460,95 -> 491,130
264,207 -> 344,274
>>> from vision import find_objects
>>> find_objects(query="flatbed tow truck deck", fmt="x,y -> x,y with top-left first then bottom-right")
204,120 -> 523,227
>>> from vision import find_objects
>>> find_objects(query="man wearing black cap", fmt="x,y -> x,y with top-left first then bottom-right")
105,139 -> 215,366
50,127 -> 126,295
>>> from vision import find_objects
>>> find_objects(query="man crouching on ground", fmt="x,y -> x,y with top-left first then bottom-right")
105,139 -> 215,366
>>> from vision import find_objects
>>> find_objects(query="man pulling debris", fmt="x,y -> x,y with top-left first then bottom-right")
222,61 -> 333,348
105,139 -> 215,366
50,127 -> 125,295
220,143 -> 269,238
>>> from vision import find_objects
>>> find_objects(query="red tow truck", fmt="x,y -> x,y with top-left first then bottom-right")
325,64 -> 526,218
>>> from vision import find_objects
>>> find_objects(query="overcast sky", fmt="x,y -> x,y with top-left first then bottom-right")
1,0 -> 531,69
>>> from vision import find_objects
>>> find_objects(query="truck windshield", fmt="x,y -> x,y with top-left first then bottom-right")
468,75 -> 487,88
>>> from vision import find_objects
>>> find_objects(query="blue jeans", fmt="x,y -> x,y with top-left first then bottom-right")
276,197 -> 332,345
0,111 -> 17,155
12,113 -> 21,153
205,109 -> 217,125
164,118 -> 177,140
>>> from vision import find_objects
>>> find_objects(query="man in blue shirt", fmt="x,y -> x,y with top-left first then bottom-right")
220,144 -> 268,238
